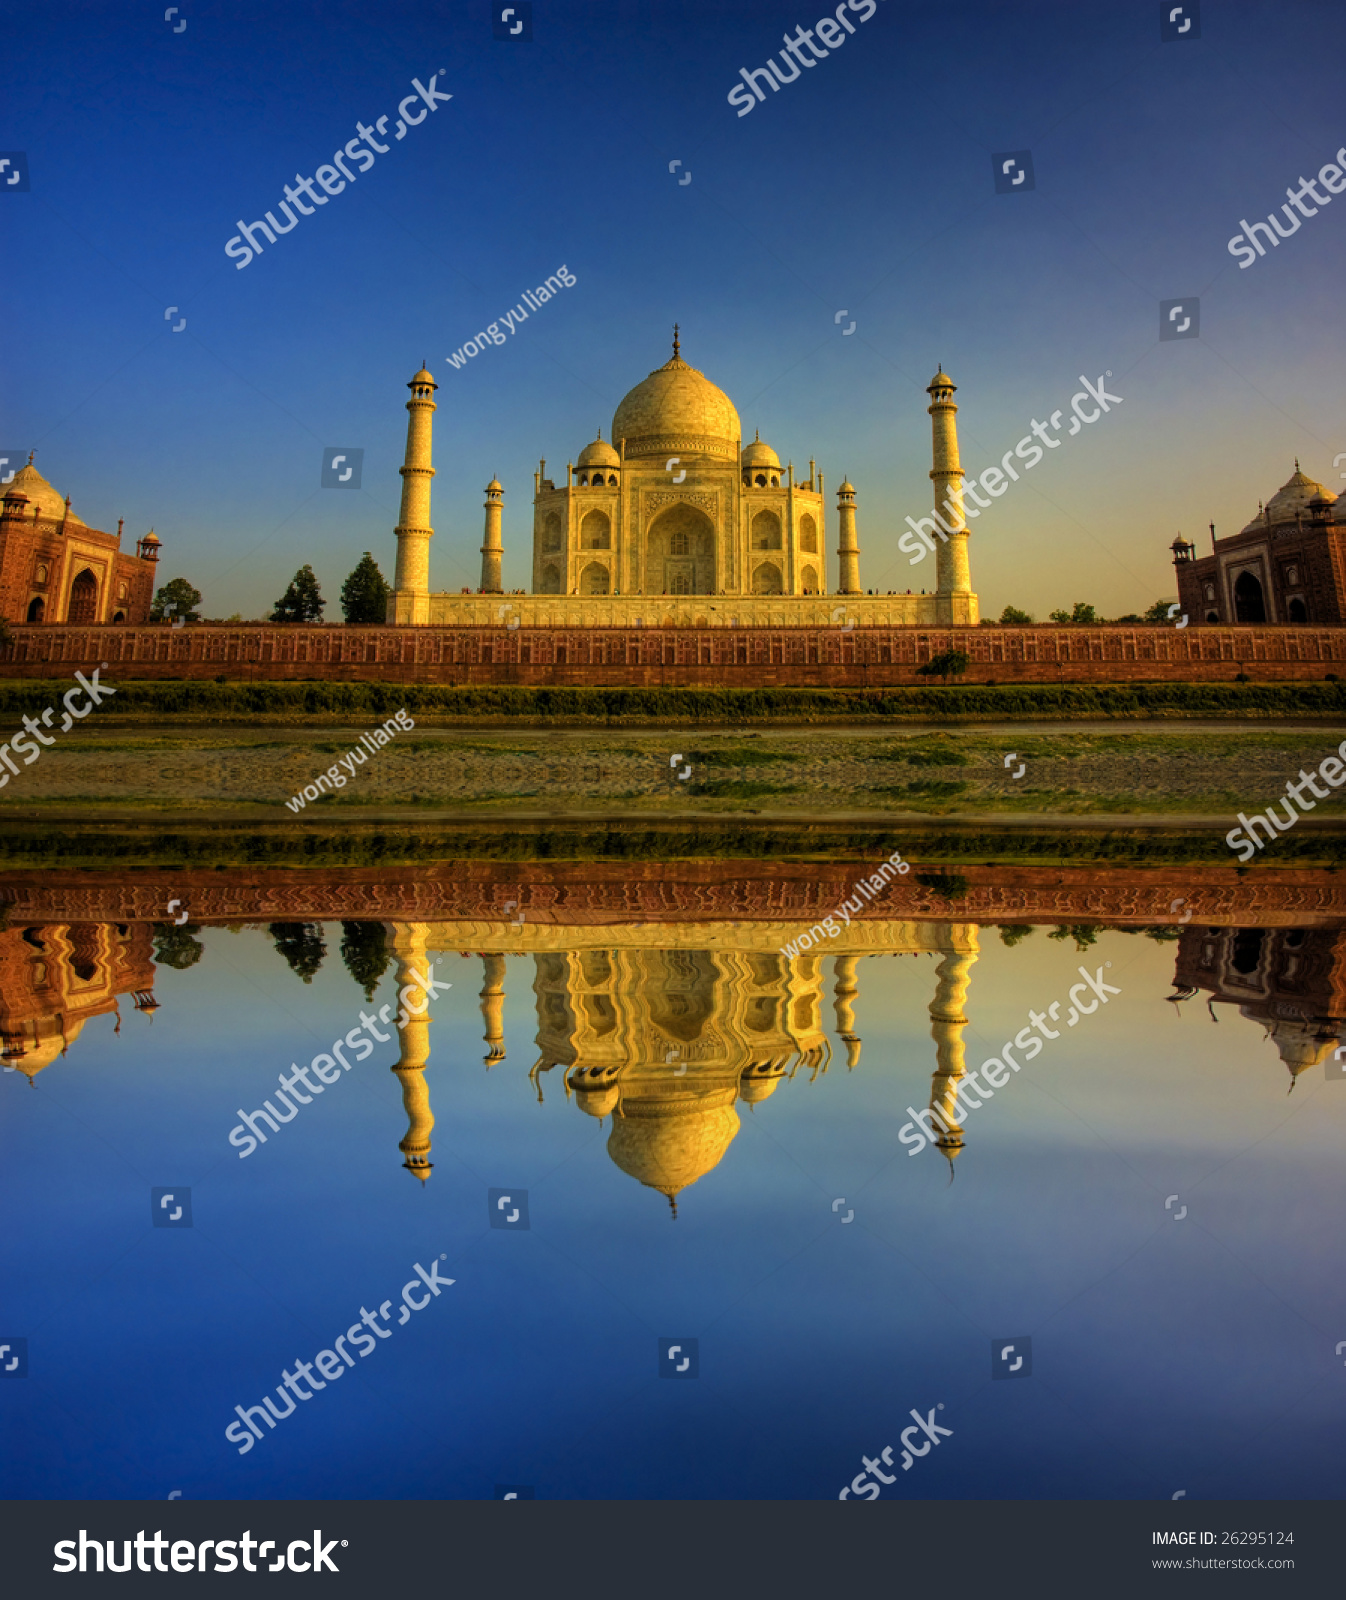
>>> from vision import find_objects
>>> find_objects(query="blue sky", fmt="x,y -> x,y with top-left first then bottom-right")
4,0 -> 1344,618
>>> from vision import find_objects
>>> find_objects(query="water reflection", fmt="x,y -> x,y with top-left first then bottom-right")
6,914 -> 1342,1209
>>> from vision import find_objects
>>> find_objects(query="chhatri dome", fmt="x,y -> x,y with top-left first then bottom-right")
740,431 -> 780,470
610,326 -> 742,458
2,455 -> 85,524
576,432 -> 620,470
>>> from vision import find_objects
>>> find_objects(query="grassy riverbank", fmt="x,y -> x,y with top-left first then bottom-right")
0,678 -> 1343,723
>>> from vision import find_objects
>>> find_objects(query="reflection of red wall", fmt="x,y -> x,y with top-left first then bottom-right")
1,865 -> 1344,927
2,623 -> 1345,683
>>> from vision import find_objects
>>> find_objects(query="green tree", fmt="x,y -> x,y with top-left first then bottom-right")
998,605 -> 1034,625
150,577 -> 202,622
340,553 -> 391,624
916,649 -> 970,683
269,921 -> 326,983
1144,598 -> 1180,623
152,923 -> 204,969
1049,602 -> 1097,625
1048,923 -> 1100,950
997,924 -> 1036,947
339,920 -> 390,1000
271,565 -> 325,623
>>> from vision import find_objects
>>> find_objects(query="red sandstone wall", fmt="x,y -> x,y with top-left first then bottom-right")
1,622 -> 1344,684
1,862 -> 1343,926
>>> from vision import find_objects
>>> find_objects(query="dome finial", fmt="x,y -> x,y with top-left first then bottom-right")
27,450 -> 34,465
672,322 -> 680,359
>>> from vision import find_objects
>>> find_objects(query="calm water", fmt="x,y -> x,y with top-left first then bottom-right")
3,903 -> 1345,1500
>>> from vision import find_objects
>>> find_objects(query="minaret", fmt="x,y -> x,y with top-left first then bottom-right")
392,364 -> 438,625
833,954 -> 862,1068
480,952 -> 506,1066
926,926 -> 980,1171
927,369 -> 972,615
835,479 -> 860,595
481,479 -> 504,594
389,923 -> 435,1181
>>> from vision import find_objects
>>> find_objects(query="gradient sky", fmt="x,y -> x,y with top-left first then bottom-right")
4,0 -> 1344,620
5,924 -> 1345,1499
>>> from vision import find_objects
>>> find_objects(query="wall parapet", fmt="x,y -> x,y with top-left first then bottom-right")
0,622 -> 1343,684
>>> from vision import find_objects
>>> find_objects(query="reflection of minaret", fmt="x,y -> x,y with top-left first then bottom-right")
390,923 -> 435,1182
927,927 -> 980,1171
480,953 -> 506,1066
833,954 -> 862,1069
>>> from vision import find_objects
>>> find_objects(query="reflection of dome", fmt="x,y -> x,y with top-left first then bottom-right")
612,341 -> 742,459
1,460 -> 84,524
577,434 -> 620,469
606,1087 -> 740,1216
738,1059 -> 786,1104
4,1018 -> 86,1080
1239,1007 -> 1340,1081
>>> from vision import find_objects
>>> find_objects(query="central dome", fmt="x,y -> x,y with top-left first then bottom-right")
611,340 -> 742,460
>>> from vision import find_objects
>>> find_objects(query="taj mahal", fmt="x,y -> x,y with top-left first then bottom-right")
389,330 -> 981,628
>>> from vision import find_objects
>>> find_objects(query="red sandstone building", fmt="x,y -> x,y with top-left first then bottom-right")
0,455 -> 159,625
1172,463 -> 1346,626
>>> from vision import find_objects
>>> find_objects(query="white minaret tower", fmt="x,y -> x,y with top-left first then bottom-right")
926,368 -> 975,623
392,364 -> 438,624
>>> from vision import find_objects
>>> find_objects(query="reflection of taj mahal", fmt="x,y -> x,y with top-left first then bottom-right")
7,920 -> 1343,1208
390,333 -> 980,626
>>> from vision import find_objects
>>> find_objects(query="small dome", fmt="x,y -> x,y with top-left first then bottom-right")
140,528 -> 160,545
1265,464 -> 1331,521
485,478 -> 503,493
928,368 -> 956,391
740,432 -> 780,469
1,460 -> 85,525
409,366 -> 437,388
577,434 -> 620,469
838,479 -> 856,494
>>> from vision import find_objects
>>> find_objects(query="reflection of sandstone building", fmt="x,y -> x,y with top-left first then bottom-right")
531,946 -> 833,1215
389,340 -> 980,627
383,921 -> 987,1204
0,922 -> 157,1080
1173,463 -> 1346,626
0,456 -> 159,625
1170,925 -> 1346,1085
